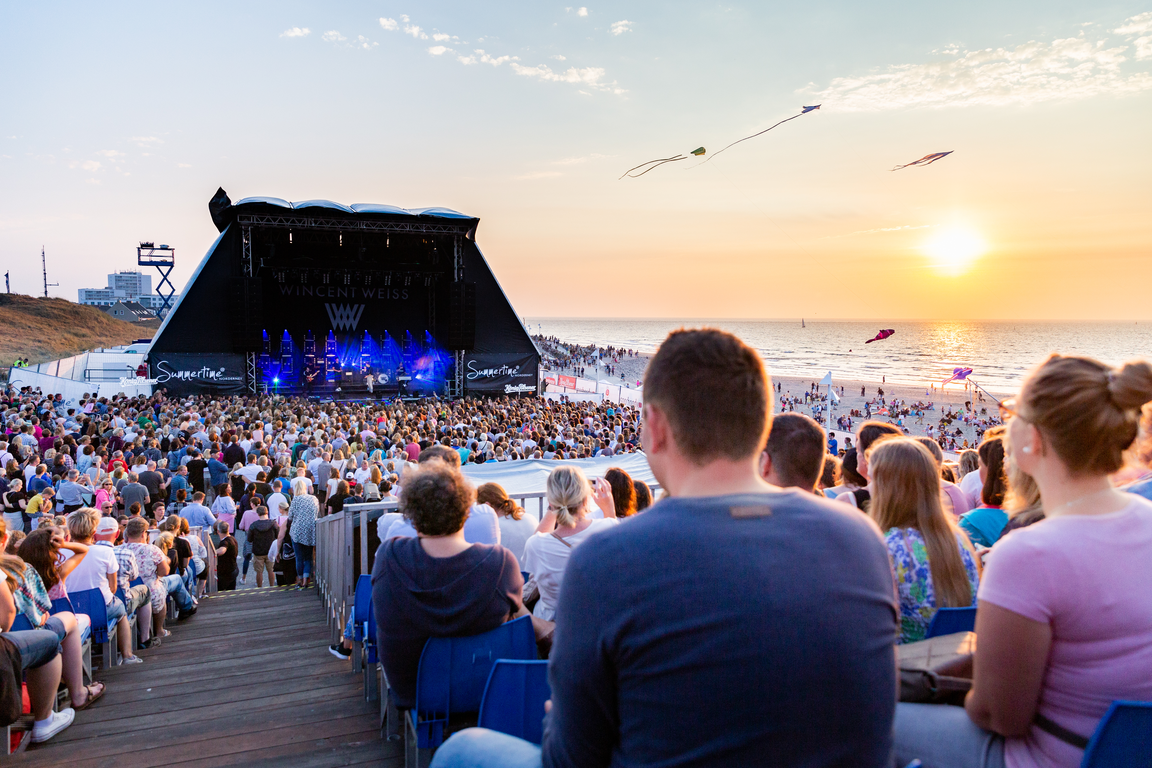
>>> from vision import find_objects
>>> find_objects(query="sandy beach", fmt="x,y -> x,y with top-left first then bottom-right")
544,348 -> 1003,451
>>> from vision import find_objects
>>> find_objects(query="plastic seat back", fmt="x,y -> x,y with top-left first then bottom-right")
478,660 -> 551,745
10,615 -> 33,632
353,574 -> 372,643
49,597 -> 75,616
1082,700 -> 1152,768
69,588 -> 113,644
926,607 -> 976,638
413,615 -> 537,748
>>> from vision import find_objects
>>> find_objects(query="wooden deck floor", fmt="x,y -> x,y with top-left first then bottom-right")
15,586 -> 402,768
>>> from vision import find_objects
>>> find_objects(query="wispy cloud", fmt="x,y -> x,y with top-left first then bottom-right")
322,30 -> 346,43
823,224 -> 932,239
609,20 -> 633,36
386,13 -> 624,94
130,136 -> 163,147
552,153 -> 611,165
551,54 -> 566,61
280,27 -> 310,38
97,149 -> 125,160
322,30 -> 376,49
515,171 -> 563,180
1115,12 -> 1152,60
811,31 -> 1152,110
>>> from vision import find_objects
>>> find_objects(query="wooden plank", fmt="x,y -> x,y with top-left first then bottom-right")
16,584 -> 387,768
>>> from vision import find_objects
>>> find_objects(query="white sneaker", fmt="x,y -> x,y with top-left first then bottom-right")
31,708 -> 75,743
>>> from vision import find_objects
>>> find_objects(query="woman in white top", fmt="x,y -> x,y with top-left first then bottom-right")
521,466 -> 616,621
477,482 -> 539,567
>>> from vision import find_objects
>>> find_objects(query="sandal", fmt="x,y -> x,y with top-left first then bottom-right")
158,629 -> 172,638
74,682 -> 106,711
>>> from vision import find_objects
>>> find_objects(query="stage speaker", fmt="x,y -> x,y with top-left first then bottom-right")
231,277 -> 263,352
446,281 -> 476,351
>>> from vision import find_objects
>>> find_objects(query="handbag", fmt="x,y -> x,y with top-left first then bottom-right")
897,631 -> 975,703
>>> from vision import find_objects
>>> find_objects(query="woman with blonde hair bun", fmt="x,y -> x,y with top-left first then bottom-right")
895,355 -> 1152,768
521,466 -> 617,621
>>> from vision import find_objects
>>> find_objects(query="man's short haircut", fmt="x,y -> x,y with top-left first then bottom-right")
66,508 -> 101,541
192,492 -> 205,502
763,413 -> 826,490
417,444 -> 462,468
257,505 -> 269,517
124,517 -> 149,539
643,329 -> 770,465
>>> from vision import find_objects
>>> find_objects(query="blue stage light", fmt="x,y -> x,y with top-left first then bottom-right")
273,377 -> 279,384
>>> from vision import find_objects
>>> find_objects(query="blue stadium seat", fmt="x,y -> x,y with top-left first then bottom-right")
1081,700 -> 1152,768
478,660 -> 551,745
926,607 -> 976,638
70,587 -> 124,668
406,615 -> 537,759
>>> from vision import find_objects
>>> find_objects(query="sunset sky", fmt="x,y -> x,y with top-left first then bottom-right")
2,2 -> 1150,320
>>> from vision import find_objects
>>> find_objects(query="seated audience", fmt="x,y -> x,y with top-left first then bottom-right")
835,423 -> 903,511
522,466 -> 617,621
915,436 -> 974,518
959,437 -> 1009,547
869,438 -> 980,643
63,509 -> 143,664
819,454 -> 842,497
7,523 -> 104,710
382,446 -> 500,544
370,459 -> 524,709
434,329 -> 899,767
895,354 -> 1152,768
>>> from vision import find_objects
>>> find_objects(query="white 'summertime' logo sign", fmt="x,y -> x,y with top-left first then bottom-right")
325,303 -> 365,331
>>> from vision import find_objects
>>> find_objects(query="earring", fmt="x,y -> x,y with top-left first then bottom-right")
1022,446 -> 1032,454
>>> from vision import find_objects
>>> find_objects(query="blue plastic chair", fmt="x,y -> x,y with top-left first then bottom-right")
926,606 -> 976,638
364,592 -> 381,701
353,574 -> 372,672
478,660 -> 551,745
407,615 -> 537,753
9,615 -> 33,632
1081,700 -> 1152,767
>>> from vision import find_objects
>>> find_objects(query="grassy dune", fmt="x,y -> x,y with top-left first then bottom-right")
0,294 -> 158,369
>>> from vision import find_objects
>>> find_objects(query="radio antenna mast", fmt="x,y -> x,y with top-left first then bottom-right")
41,247 -> 58,298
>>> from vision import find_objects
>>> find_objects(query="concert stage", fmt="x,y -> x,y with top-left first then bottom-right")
146,190 -> 539,398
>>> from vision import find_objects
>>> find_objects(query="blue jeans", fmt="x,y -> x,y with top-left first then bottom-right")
295,543 -> 314,579
893,703 -> 1006,768
105,596 -> 127,626
1,629 -> 60,670
343,613 -> 355,642
162,574 -> 196,611
429,728 -> 541,768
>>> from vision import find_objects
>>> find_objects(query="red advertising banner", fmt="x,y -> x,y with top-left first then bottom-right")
558,375 -> 577,389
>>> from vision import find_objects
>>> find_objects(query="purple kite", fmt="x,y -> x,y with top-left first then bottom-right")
942,367 -> 973,386
891,151 -> 953,171
865,329 -> 895,344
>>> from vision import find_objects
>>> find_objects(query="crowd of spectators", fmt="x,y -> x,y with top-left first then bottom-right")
4,325 -> 1152,764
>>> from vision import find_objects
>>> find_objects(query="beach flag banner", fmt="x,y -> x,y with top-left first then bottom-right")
820,371 -> 833,387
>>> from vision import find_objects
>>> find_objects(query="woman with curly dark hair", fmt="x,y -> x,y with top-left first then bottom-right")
370,460 -> 525,711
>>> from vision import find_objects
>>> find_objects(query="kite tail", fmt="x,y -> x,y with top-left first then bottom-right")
619,155 -> 687,180
696,111 -> 809,167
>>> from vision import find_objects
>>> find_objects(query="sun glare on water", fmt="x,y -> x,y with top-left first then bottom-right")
923,227 -> 987,277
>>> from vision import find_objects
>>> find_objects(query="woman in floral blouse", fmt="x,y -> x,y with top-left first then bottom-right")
868,437 -> 980,643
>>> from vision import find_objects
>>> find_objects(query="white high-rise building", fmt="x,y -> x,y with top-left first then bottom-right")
78,270 -> 178,312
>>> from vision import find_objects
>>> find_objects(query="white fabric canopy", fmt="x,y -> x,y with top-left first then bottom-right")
460,452 -> 657,496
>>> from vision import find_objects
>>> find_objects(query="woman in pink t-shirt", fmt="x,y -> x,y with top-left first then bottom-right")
895,353 -> 1152,768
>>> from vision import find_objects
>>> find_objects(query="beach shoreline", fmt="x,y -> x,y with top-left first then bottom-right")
544,348 -> 1005,449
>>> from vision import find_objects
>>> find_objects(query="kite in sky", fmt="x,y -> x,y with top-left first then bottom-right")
891,151 -> 954,171
619,147 -> 707,179
865,329 -> 895,344
942,367 -> 973,386
699,105 -> 821,166
619,105 -> 820,179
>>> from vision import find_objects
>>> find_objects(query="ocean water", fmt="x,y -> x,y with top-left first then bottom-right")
527,319 -> 1152,393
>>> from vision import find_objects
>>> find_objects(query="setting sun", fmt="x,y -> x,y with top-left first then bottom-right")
923,227 -> 987,277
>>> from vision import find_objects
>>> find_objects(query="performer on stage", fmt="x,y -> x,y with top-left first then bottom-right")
365,372 -> 375,398
303,367 -> 318,397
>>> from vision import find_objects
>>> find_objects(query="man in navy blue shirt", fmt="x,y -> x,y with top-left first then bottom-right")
433,329 -> 899,768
